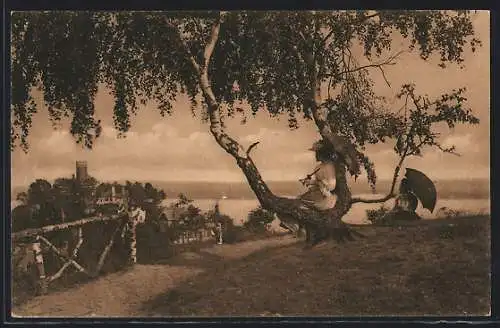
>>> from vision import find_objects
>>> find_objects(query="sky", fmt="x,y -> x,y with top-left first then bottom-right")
11,11 -> 490,188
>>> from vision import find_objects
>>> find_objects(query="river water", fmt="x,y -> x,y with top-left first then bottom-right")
163,195 -> 491,226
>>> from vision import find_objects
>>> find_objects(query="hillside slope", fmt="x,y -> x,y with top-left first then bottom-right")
142,216 -> 490,317
12,216 -> 490,317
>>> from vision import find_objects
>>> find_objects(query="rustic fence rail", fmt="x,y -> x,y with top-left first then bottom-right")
12,213 -> 133,295
12,213 -> 217,297
12,214 -> 125,242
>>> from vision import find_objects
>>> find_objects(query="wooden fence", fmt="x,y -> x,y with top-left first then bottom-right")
171,229 -> 214,244
163,218 -> 216,245
12,214 -> 217,296
12,213 -> 135,295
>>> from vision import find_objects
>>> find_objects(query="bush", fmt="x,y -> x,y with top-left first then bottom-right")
223,225 -> 248,244
436,207 -> 468,219
203,208 -> 249,244
136,222 -> 174,263
367,205 -> 422,226
95,203 -> 120,216
244,206 -> 275,233
217,213 -> 235,228
366,206 -> 390,225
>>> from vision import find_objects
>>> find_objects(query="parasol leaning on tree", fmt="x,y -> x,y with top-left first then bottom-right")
404,168 -> 437,213
377,167 -> 437,224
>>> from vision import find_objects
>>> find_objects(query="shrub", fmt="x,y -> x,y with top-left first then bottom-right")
223,225 -> 248,244
95,203 -> 120,216
366,206 -> 390,225
436,206 -> 468,219
202,207 -> 248,244
367,205 -> 423,226
136,222 -> 175,263
217,213 -> 235,229
244,206 -> 275,233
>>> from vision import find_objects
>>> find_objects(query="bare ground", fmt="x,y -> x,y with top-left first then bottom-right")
12,235 -> 298,317
12,216 -> 490,317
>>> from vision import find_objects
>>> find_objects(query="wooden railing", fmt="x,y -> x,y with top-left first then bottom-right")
12,214 -> 124,242
172,229 -> 214,244
12,214 -> 219,296
12,213 -> 136,295
163,218 -> 216,245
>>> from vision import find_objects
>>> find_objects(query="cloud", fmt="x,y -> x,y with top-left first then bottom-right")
11,120 -> 490,186
12,122 -> 240,184
36,130 -> 76,154
151,122 -> 178,138
442,133 -> 478,153
241,128 -> 287,145
90,124 -> 219,164
91,167 -> 246,183
11,164 -> 76,187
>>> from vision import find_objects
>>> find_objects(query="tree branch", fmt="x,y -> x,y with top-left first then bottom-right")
281,25 -> 307,67
304,32 -> 360,177
166,19 -> 201,75
198,12 -> 225,98
246,141 -> 260,156
184,12 -> 247,159
351,126 -> 413,205
321,11 -> 381,45
335,51 -> 404,78
203,12 -> 226,71
12,214 -> 125,242
362,12 -> 381,21
436,144 -> 461,156
378,66 -> 392,88
350,153 -> 406,204
37,235 -> 91,276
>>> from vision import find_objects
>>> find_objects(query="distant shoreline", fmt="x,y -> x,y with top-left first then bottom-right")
11,177 -> 490,187
11,178 -> 490,201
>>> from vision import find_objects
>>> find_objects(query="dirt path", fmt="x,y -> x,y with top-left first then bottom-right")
12,235 -> 297,318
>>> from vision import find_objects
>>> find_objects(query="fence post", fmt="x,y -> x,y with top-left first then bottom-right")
127,216 -> 138,265
32,240 -> 47,295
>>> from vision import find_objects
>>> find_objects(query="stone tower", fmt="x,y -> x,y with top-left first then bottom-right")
75,161 -> 88,182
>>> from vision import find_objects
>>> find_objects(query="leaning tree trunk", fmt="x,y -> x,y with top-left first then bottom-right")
309,79 -> 355,235
200,64 -> 356,241
179,13 -> 361,243
299,13 -> 366,240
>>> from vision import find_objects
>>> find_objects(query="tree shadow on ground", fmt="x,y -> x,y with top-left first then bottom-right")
139,216 -> 490,317
138,236 -> 299,268
150,249 -> 228,269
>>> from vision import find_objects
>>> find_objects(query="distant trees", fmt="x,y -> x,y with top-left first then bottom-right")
12,178 -> 80,231
53,177 -> 83,219
11,204 -> 36,232
124,181 -> 167,224
163,193 -> 207,240
25,179 -> 57,227
12,176 -> 167,232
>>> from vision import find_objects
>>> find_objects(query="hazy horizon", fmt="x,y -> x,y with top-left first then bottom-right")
10,176 -> 491,187
11,177 -> 491,202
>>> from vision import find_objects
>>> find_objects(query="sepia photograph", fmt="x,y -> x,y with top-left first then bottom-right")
9,10 -> 490,318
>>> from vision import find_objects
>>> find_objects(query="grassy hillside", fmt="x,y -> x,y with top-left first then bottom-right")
141,215 -> 490,316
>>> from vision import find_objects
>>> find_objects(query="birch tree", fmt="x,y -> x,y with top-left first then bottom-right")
11,11 -> 481,243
